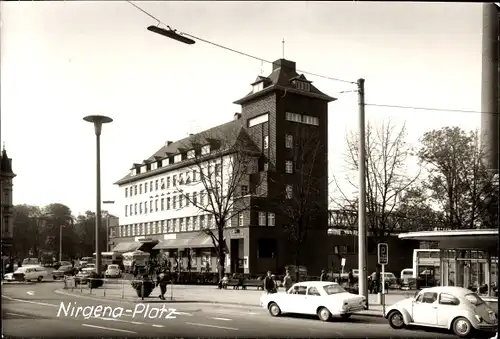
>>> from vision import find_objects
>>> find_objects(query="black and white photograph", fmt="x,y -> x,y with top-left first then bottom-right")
0,1 -> 498,338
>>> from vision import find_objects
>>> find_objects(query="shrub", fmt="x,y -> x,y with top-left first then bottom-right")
131,277 -> 155,298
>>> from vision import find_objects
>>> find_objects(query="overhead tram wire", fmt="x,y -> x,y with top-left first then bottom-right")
127,1 -> 356,85
365,103 -> 500,116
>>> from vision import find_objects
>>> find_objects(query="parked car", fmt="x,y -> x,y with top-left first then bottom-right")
385,286 -> 498,337
4,266 -> 49,282
75,264 -> 96,284
260,281 -> 366,321
105,264 -> 121,278
53,261 -> 71,270
52,265 -> 75,280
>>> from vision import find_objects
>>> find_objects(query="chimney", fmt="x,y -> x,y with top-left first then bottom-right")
166,141 -> 173,146
272,59 -> 296,72
189,133 -> 194,136
234,113 -> 242,120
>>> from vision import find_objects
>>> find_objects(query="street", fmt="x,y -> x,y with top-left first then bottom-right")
1,282 -> 460,338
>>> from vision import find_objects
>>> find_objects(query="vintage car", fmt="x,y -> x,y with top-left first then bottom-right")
260,281 -> 366,321
75,263 -> 96,284
4,266 -> 49,282
385,286 -> 498,337
104,264 -> 121,278
52,265 -> 75,280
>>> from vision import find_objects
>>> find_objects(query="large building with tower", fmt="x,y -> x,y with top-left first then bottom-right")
113,58 -> 335,275
1,147 -> 16,259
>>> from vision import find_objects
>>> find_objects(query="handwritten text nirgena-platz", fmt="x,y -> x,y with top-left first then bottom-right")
57,302 -> 178,320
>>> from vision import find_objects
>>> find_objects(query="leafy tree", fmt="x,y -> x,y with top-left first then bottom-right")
332,121 -> 420,236
417,127 -> 495,228
174,124 -> 262,279
12,204 -> 44,258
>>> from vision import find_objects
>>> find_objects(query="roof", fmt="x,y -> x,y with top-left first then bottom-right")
399,229 -> 499,241
114,119 -> 261,185
419,286 -> 476,296
295,281 -> 340,287
234,58 -> 337,105
0,148 -> 15,177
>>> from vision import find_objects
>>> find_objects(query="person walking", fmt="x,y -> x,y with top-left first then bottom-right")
320,270 -> 327,281
263,271 -> 276,294
157,268 -> 169,300
283,270 -> 293,292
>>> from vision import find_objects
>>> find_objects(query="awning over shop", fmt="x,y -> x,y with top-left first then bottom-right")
153,235 -> 214,250
399,229 -> 499,249
111,242 -> 142,253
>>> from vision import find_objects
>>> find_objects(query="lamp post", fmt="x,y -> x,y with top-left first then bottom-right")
103,200 -> 115,252
84,115 -> 113,274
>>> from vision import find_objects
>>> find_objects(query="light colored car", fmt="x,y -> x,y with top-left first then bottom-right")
260,281 -> 366,321
385,286 -> 498,337
4,266 -> 49,282
105,264 -> 121,278
81,263 -> 96,273
75,263 -> 96,284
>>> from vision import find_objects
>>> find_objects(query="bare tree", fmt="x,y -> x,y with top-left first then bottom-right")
173,123 -> 262,279
332,121 -> 420,236
270,126 -> 326,281
418,127 -> 496,229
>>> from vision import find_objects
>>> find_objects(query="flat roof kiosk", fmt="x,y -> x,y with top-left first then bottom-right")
399,229 -> 498,298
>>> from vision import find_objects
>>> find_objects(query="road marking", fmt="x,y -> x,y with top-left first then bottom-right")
211,317 -> 232,321
27,291 -> 34,296
1,295 -> 57,308
173,311 -> 192,316
152,324 -> 164,328
98,317 -> 146,325
185,322 -> 239,331
6,312 -> 29,317
82,323 -> 137,334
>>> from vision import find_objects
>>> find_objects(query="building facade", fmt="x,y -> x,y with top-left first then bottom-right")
113,58 -> 336,275
1,147 -> 16,259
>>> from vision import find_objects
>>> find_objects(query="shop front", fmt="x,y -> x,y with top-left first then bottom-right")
399,229 -> 498,297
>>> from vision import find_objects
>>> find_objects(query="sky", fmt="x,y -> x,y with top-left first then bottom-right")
1,1 -> 483,217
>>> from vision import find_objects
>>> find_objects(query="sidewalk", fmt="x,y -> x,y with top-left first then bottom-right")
61,282 -> 410,317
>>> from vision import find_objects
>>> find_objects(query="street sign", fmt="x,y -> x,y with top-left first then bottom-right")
341,258 -> 346,267
377,243 -> 388,265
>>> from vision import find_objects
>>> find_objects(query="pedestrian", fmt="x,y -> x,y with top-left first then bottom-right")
348,269 -> 354,288
263,271 -> 276,294
157,268 -> 169,300
283,270 -> 293,292
320,270 -> 326,281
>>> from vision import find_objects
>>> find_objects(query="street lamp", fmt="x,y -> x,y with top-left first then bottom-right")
103,200 -> 115,252
147,26 -> 196,45
83,114 -> 113,274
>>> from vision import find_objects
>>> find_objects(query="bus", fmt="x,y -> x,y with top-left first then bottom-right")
92,252 -> 123,269
413,249 -> 440,288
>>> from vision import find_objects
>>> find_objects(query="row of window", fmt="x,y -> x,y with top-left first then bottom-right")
286,112 -> 319,126
125,164 -> 222,198
125,185 -> 249,216
117,212 -> 276,238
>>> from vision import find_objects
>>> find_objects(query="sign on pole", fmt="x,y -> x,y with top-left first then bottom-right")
377,243 -> 388,265
341,258 -> 346,267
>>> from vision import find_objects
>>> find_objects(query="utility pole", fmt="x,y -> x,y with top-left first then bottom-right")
357,78 -> 369,307
59,225 -> 63,262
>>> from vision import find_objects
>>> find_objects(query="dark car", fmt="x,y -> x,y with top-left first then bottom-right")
52,265 -> 75,280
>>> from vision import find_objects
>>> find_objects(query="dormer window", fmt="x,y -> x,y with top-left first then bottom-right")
201,145 -> 210,155
294,80 -> 310,92
252,81 -> 264,93
187,150 -> 195,159
174,154 -> 182,163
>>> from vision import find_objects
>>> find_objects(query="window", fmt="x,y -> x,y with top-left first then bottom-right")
200,215 -> 205,229
263,135 -> 269,149
248,113 -> 269,127
167,177 -> 171,188
285,160 -> 293,174
173,175 -> 177,186
252,81 -> 264,94
139,202 -> 143,214
134,185 -> 138,195
201,145 -> 210,155
419,292 -> 438,303
292,285 -> 307,295
149,181 -> 153,192
200,190 -> 205,206
149,200 -> 153,213
161,198 -> 165,211
125,206 -> 128,217
193,192 -> 198,205
464,293 -> 484,306
154,221 -> 159,234
308,287 -> 321,296
155,199 -> 159,212
267,213 -> 275,226
174,154 -> 182,163
286,112 -> 302,123
258,212 -> 266,226
125,188 -> 128,198
139,184 -> 143,194
286,185 -> 293,199
215,163 -> 222,177
323,284 -> 346,295
208,215 -> 214,229
187,217 -> 192,231
172,196 -> 177,209
303,115 -> 319,126
180,218 -> 185,231
166,219 -> 171,233
264,161 -> 269,171
192,170 -> 197,182
186,193 -> 190,207
241,185 -> 249,196
285,134 -> 293,148
160,178 -> 165,189
193,216 -> 199,230
155,180 -> 159,191
239,213 -> 244,226
187,150 -> 195,159
295,80 -> 311,92
129,204 -> 133,216
173,219 -> 178,232
179,195 -> 183,208
439,293 -> 460,306
134,203 -> 137,215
